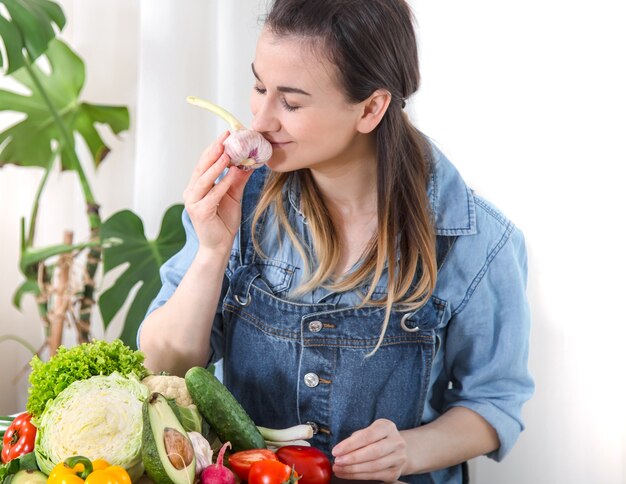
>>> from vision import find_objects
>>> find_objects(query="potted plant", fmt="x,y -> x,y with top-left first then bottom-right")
0,0 -> 185,359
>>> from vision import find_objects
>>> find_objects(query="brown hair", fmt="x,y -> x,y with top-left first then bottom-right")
253,0 -> 437,355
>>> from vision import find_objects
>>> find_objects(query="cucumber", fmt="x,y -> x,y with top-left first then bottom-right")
184,366 -> 266,451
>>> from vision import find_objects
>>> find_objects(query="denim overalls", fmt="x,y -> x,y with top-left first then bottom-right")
142,143 -> 534,484
215,167 -> 456,483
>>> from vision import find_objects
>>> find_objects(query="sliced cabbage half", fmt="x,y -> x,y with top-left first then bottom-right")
35,372 -> 149,481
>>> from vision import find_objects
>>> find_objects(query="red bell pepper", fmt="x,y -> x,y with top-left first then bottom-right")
1,412 -> 37,463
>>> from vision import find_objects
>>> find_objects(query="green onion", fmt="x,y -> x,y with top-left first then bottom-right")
257,424 -> 314,443
265,439 -> 311,449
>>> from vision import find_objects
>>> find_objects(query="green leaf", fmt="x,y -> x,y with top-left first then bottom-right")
12,280 -> 40,310
0,0 -> 65,74
19,238 -> 109,272
99,205 -> 185,349
0,38 -> 129,171
17,451 -> 38,471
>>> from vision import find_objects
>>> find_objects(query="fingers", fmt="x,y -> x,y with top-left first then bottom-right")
188,164 -> 253,229
227,165 -> 255,203
333,450 -> 403,473
184,152 -> 230,204
332,419 -> 407,483
185,130 -> 230,196
333,418 -> 394,457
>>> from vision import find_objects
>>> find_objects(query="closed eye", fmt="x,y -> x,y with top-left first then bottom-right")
281,98 -> 299,112
254,85 -> 299,112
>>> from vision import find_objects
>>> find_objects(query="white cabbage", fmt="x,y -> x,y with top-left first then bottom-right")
34,372 -> 149,481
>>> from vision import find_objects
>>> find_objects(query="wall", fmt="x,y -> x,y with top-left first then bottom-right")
1,1 -> 624,482
410,2 -> 626,483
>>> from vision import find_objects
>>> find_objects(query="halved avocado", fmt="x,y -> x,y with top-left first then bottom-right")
6,469 -> 48,484
142,393 -> 196,484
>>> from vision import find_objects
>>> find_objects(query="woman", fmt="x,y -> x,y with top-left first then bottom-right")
139,1 -> 534,482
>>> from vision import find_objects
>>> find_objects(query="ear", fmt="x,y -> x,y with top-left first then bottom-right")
356,89 -> 392,134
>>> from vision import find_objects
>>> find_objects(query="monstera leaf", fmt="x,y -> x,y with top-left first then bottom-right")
99,205 -> 186,349
0,0 -> 65,74
0,38 -> 129,171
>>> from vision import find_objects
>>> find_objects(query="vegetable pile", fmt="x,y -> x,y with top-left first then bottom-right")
1,339 -> 332,484
27,339 -> 148,420
35,373 -> 148,480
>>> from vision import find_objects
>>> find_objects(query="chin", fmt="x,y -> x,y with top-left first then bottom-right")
265,154 -> 292,173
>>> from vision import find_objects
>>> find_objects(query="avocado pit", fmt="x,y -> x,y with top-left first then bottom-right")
163,427 -> 194,470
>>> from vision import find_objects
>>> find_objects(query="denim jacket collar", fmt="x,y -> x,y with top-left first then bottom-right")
428,143 -> 477,236
285,142 -> 477,236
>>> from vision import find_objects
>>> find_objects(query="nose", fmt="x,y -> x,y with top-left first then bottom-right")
251,94 -> 281,133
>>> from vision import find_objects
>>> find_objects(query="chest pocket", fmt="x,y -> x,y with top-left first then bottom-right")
254,259 -> 297,296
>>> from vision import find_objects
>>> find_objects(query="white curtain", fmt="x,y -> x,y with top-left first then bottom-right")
1,1 -> 625,483
0,0 -> 264,410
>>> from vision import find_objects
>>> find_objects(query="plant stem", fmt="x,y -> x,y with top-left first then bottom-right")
186,96 -> 245,131
0,335 -> 38,355
22,60 -> 100,227
48,231 -> 74,355
27,145 -> 61,247
22,56 -> 102,344
19,218 -> 51,330
25,147 -> 59,338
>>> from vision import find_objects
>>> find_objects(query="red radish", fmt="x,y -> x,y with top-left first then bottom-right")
201,441 -> 236,484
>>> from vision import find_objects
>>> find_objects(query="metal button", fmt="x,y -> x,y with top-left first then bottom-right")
304,372 -> 320,388
308,320 -> 323,332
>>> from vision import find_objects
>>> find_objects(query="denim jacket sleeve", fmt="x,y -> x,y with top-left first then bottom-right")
441,214 -> 534,461
136,209 -> 230,364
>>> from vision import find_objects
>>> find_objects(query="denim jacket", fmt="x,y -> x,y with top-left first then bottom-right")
140,143 -> 534,484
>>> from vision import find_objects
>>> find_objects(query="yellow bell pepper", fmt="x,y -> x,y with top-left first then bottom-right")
47,456 -> 131,484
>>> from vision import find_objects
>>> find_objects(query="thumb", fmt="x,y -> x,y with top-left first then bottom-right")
229,167 -> 256,202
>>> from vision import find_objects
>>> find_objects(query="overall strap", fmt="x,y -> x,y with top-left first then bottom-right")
239,167 -> 269,265
239,167 -> 458,270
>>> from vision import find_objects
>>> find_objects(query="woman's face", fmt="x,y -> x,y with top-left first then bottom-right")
250,29 -> 369,173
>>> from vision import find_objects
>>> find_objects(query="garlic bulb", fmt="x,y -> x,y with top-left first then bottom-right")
224,130 -> 272,169
187,96 -> 272,170
187,431 -> 213,477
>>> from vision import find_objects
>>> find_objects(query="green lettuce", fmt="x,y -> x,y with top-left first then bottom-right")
34,373 -> 149,481
27,339 -> 148,419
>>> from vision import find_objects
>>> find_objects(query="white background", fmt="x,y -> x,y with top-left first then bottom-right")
1,1 -> 625,483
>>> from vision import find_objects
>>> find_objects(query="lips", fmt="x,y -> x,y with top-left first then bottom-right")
270,141 -> 291,149
265,137 -> 292,148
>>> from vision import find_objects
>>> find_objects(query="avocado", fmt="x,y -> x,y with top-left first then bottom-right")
6,470 -> 48,484
142,393 -> 196,484
165,399 -> 202,434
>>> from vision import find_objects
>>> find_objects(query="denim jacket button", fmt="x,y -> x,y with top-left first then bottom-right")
308,320 -> 323,332
304,372 -> 320,387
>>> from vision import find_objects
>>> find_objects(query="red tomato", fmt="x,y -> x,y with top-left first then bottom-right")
1,412 -> 37,464
247,459 -> 298,484
228,449 -> 278,481
276,446 -> 331,484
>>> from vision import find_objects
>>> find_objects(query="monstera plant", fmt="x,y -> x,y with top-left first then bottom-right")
0,0 -> 184,354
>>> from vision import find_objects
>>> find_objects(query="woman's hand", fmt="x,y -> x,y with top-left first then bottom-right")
331,419 -> 408,483
183,131 -> 253,255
